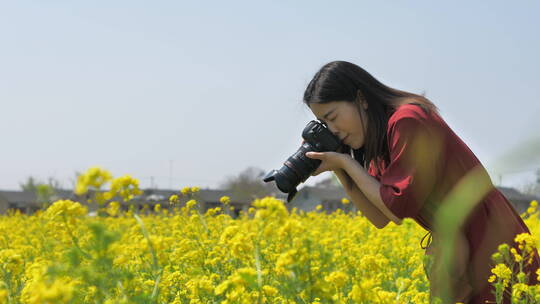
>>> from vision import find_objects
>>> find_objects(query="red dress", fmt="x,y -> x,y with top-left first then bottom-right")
366,103 -> 540,303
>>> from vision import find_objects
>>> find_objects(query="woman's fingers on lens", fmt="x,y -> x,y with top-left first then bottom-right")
310,152 -> 324,159
305,152 -> 316,158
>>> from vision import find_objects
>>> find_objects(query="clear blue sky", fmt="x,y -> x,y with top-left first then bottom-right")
1,1 -> 539,191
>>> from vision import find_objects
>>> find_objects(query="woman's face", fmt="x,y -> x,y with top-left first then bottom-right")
308,100 -> 368,150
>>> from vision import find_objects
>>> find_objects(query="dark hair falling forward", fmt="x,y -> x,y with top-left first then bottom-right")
303,61 -> 439,174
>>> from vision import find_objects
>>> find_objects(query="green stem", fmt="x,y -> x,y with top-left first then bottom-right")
61,214 -> 91,259
133,213 -> 162,302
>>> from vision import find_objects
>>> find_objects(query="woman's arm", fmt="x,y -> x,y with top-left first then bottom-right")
339,157 -> 403,225
333,168 -> 392,229
304,149 -> 402,226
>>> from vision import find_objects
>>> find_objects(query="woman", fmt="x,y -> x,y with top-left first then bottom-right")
302,61 -> 539,303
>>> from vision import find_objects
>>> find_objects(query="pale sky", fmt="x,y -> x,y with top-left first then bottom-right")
1,1 -> 539,192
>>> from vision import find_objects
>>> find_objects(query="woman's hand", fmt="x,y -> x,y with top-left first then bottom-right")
305,151 -> 351,176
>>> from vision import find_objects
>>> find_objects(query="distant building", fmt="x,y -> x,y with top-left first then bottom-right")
0,186 -> 537,217
0,189 -> 76,214
0,188 -> 287,218
0,191 -> 39,214
288,185 -> 352,214
132,188 -> 278,218
497,186 -> 539,214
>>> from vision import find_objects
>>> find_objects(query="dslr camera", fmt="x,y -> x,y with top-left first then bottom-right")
263,120 -> 348,202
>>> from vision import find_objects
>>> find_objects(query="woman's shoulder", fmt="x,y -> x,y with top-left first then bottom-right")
385,102 -> 446,141
388,103 -> 431,126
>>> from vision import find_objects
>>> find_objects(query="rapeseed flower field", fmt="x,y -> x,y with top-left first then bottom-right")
1,167 -> 539,303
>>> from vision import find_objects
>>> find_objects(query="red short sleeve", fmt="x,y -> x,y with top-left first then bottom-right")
379,115 -> 444,220
367,160 -> 381,181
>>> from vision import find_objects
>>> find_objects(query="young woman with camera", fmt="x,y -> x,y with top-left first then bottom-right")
303,60 -> 539,303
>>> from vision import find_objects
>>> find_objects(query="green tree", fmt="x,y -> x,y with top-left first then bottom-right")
19,176 -> 63,206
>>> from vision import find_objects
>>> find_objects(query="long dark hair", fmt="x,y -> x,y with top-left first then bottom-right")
303,61 -> 439,172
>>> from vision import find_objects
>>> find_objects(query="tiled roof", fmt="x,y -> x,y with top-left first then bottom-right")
297,185 -> 347,201
0,190 -> 36,203
497,186 -> 538,201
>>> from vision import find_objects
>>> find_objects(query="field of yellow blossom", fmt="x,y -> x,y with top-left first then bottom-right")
1,167 -> 540,303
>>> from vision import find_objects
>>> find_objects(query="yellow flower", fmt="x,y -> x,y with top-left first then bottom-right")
169,194 -> 179,204
0,249 -> 24,275
154,204 -> 161,213
348,279 -> 377,302
341,198 -> 350,205
181,187 -> 191,195
276,249 -> 297,275
45,200 -> 88,219
215,280 -> 230,295
515,233 -> 537,250
395,277 -> 411,290
316,205 -> 322,211
262,285 -> 278,297
512,283 -> 529,300
75,166 -> 112,195
511,248 -> 523,263
220,196 -> 231,205
205,207 -> 221,216
186,200 -> 197,209
109,175 -> 143,203
28,277 -> 76,303
106,201 -> 120,216
11,181 -> 539,304
0,289 -> 7,302
491,264 -> 512,281
324,271 -> 348,288
191,186 -> 200,193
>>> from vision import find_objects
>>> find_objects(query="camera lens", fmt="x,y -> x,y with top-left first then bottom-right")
263,142 -> 321,201
263,120 -> 342,202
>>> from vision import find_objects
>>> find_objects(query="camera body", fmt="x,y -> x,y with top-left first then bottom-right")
263,120 -> 347,202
